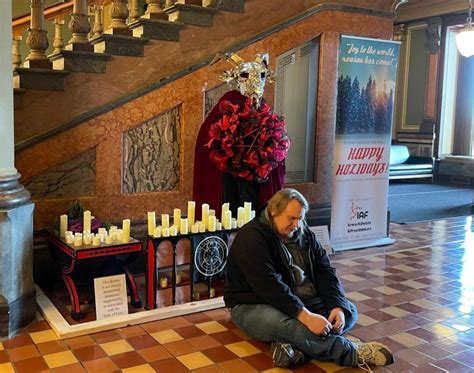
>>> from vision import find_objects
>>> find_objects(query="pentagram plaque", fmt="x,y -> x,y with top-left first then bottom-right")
194,236 -> 228,276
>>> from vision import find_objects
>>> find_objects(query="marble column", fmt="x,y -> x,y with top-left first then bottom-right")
0,1 -> 36,337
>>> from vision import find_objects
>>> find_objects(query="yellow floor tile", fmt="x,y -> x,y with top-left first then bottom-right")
423,323 -> 457,337
410,299 -> 439,309
225,341 -> 260,357
381,306 -> 411,318
43,350 -> 78,368
150,329 -> 184,344
373,286 -> 401,295
195,321 -> 228,334
176,351 -> 214,370
100,339 -> 134,356
0,363 -> 14,373
346,292 -> 371,301
122,364 -> 156,373
30,330 -> 58,344
340,274 -> 365,282
0,342 -> 3,351
400,280 -> 428,289
356,314 -> 378,326
262,368 -> 292,373
389,332 -> 426,348
367,269 -> 392,277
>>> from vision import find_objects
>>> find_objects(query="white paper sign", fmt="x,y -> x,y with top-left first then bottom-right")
309,225 -> 334,255
94,274 -> 129,320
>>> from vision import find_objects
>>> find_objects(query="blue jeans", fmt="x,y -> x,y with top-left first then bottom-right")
230,301 -> 358,367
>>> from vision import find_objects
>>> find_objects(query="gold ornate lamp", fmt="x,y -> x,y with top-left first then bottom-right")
456,0 -> 474,57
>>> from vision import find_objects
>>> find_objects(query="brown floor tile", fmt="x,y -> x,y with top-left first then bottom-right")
109,350 -> 146,369
149,357 -> 189,372
7,344 -> 40,362
174,325 -> 206,339
193,363 -> 226,372
163,339 -> 197,356
137,345 -> 172,363
0,350 -> 10,364
202,345 -> 239,363
36,340 -> 69,355
116,325 -> 146,339
126,334 -> 158,350
81,357 -> 120,372
90,330 -> 122,344
211,330 -> 243,345
64,336 -> 96,350
50,362 -> 87,372
2,333 -> 34,349
246,339 -> 271,352
26,320 -> 52,333
13,356 -> 49,373
433,357 -> 471,372
188,335 -> 222,351
72,345 -> 107,362
450,349 -> 474,367
243,352 -> 274,371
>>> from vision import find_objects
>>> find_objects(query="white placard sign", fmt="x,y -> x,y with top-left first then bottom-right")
309,225 -> 334,255
94,274 -> 129,320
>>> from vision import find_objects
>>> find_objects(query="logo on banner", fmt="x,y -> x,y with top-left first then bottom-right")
350,202 -> 368,220
194,236 -> 228,276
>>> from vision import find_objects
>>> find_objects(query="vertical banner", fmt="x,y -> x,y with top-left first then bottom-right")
330,36 -> 400,251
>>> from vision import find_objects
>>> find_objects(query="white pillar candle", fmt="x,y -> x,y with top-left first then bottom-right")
60,214 -> 68,237
187,201 -> 195,225
162,227 -> 170,237
105,235 -> 113,244
175,273 -> 182,285
244,202 -> 252,223
216,222 -> 222,231
161,214 -> 169,228
221,202 -> 229,223
173,208 -> 181,228
199,222 -> 206,233
191,223 -> 199,233
117,231 -> 123,242
98,227 -> 107,235
153,226 -> 162,238
231,218 -> 237,229
83,210 -> 91,233
83,235 -> 91,245
159,277 -> 168,288
147,211 -> 156,236
209,209 -> 215,217
110,225 -> 118,232
201,203 -> 209,228
66,235 -> 74,244
74,236 -> 83,246
122,219 -> 130,243
208,215 -> 216,232
250,210 -> 256,220
92,236 -> 101,246
169,226 -> 178,236
237,207 -> 244,223
210,288 -> 216,298
223,210 -> 232,230
237,219 -> 244,228
74,232 -> 82,238
180,218 -> 188,234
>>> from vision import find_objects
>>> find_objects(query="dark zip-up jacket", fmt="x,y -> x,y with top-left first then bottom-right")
224,213 -> 352,318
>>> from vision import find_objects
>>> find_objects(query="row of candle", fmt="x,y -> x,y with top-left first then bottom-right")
147,201 -> 254,237
158,276 -> 216,298
62,222 -> 131,247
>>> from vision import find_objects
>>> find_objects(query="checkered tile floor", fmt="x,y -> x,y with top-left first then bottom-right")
1,216 -> 473,372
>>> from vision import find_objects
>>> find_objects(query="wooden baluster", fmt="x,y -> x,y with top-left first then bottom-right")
24,0 -> 51,68
52,18 -> 65,53
12,36 -> 22,69
165,0 -> 175,7
67,0 -> 92,51
144,0 -> 165,18
129,0 -> 139,23
92,5 -> 104,37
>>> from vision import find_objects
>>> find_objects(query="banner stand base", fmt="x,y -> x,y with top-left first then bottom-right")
332,237 -> 395,252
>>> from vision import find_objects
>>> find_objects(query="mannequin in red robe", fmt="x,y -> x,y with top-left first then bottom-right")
193,90 -> 285,219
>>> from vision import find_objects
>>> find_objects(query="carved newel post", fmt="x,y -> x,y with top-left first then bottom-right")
67,0 -> 92,51
142,0 -> 167,19
128,0 -> 139,23
24,0 -> 51,68
92,5 -> 104,37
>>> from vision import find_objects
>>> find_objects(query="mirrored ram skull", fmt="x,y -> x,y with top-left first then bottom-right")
213,52 -> 274,108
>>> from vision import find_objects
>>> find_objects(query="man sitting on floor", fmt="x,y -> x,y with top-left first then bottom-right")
224,188 -> 394,369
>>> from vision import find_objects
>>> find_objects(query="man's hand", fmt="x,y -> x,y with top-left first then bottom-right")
328,307 -> 345,334
297,308 -> 332,336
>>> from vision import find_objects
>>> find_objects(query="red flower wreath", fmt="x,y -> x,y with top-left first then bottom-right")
205,98 -> 290,182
